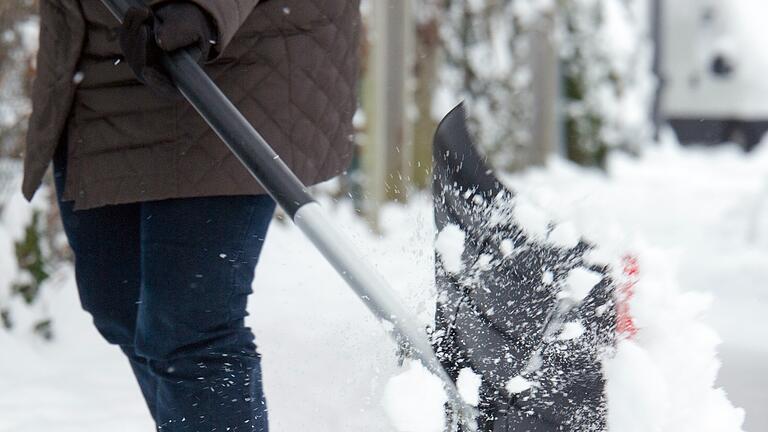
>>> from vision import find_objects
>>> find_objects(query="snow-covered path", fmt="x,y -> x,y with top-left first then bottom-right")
1,141 -> 766,431
0,200 -> 437,432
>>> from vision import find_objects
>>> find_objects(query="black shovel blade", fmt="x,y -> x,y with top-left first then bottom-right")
432,104 -> 616,431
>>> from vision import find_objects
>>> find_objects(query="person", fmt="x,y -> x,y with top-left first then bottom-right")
22,0 -> 360,430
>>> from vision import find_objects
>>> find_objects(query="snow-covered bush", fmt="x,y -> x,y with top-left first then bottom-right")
0,0 -> 38,157
435,0 -> 657,169
1,1 -> 69,340
436,0 -> 543,170
0,167 -> 67,340
559,0 -> 656,166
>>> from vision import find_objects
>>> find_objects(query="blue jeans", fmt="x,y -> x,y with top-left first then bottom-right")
54,146 -> 274,431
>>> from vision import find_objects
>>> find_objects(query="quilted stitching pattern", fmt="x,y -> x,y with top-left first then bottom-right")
24,0 -> 361,210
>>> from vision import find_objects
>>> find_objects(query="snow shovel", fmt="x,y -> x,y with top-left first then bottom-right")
97,0 -> 477,428
431,104 -> 617,431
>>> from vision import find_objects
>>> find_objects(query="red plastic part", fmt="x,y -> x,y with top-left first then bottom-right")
616,254 -> 639,339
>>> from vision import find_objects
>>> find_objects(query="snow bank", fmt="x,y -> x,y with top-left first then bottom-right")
605,246 -> 745,432
503,140 -> 757,432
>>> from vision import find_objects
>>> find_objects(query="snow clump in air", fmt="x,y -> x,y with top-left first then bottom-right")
435,223 -> 465,274
561,267 -> 602,303
499,238 -> 515,257
547,221 -> 581,249
558,321 -> 585,341
456,367 -> 482,407
512,198 -> 549,240
505,375 -> 532,394
383,361 -> 448,432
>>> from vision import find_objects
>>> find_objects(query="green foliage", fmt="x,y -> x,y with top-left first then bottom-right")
2,208 -> 58,340
0,308 -> 10,330
33,318 -> 53,340
0,1 -> 63,341
12,211 -> 50,304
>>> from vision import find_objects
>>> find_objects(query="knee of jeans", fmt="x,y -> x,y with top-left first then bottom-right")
134,318 -> 257,362
75,271 -> 140,348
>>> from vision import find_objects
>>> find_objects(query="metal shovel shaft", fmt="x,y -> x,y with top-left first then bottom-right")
98,0 -> 474,425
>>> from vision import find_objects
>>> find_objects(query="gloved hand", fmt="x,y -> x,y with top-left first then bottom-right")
119,2 -> 216,97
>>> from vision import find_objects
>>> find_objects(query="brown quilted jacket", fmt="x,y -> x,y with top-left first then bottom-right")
23,0 -> 360,209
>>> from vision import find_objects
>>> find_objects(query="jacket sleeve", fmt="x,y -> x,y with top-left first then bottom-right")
150,0 -> 261,57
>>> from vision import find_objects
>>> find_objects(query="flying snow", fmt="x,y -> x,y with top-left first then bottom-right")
505,376 -> 533,394
547,221 -> 581,249
558,321 -> 586,341
456,367 -> 482,407
561,267 -> 603,303
435,223 -> 465,274
512,198 -> 549,240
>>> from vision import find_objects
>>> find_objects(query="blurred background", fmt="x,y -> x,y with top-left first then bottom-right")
1,0 -> 767,430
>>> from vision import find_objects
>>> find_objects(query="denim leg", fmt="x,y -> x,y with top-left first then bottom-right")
52,145 -> 160,421
136,194 -> 275,432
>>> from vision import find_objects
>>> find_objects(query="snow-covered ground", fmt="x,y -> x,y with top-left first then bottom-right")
1,138 -> 767,431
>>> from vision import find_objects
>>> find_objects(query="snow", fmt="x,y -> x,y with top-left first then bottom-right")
475,253 -> 493,271
547,221 -> 580,249
541,270 -> 554,285
558,321 -> 586,341
561,267 -> 603,303
512,197 -> 549,240
604,246 -> 745,432
1,139 -> 767,431
499,238 -> 514,257
604,340 -> 669,432
456,367 -> 482,407
383,361 -> 448,432
505,376 -> 533,394
434,223 -> 465,274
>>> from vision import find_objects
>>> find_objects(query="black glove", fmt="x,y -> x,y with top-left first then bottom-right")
119,2 -> 216,97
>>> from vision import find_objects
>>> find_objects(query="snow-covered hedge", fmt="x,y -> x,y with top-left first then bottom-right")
560,0 -> 656,166
0,2 -> 38,156
0,3 -> 67,340
0,164 -> 66,340
435,0 -> 657,168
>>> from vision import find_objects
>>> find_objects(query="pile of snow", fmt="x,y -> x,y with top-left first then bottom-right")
503,137 -> 764,431
604,247 -> 744,432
